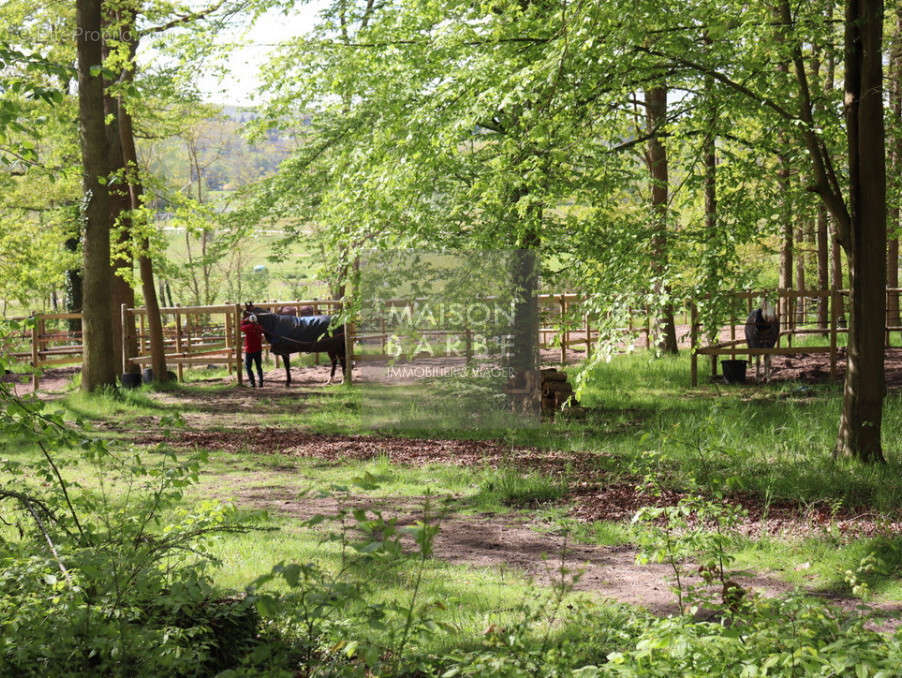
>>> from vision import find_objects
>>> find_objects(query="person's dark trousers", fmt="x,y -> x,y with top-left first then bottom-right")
245,351 -> 263,386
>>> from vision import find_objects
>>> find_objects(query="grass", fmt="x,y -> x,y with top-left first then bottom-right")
6,345 -> 902,674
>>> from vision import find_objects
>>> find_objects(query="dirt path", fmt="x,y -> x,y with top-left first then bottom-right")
2,366 -> 77,398
227,483 -> 760,615
217,478 -> 902,628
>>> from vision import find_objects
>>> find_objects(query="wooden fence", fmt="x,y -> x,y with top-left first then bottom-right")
688,287 -> 902,386
12,287 -> 898,390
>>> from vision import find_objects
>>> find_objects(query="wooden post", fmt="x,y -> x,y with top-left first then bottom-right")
343,318 -> 354,384
174,305 -> 184,382
729,298 -> 736,360
645,308 -> 651,349
138,312 -> 146,355
830,289 -> 839,379
120,303 -> 129,376
314,301 -> 321,365
234,304 -> 243,385
185,311 -> 192,355
559,295 -> 567,365
224,310 -> 233,375
690,302 -> 698,387
584,313 -> 592,359
30,311 -> 39,391
777,290 -> 796,348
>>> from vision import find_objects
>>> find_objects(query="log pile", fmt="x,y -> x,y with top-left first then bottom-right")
541,368 -> 585,418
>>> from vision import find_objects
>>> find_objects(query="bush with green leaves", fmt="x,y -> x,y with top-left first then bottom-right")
0,355 -> 260,676
581,594 -> 902,677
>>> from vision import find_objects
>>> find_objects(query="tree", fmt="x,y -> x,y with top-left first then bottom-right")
645,86 -> 679,354
76,0 -> 116,391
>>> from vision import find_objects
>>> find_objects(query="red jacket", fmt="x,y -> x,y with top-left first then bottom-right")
241,319 -> 264,353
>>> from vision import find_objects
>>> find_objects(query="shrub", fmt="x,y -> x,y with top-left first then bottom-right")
0,355 -> 261,676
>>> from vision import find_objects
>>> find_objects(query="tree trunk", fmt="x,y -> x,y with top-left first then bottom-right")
821,0 -> 840,330
775,9 -> 793,295
105,90 -> 137,375
778,158 -> 793,292
887,6 -> 902,331
645,86 -> 678,354
115,11 -> 168,383
835,0 -> 887,462
795,218 -> 807,323
76,0 -> 116,391
817,206 -> 830,331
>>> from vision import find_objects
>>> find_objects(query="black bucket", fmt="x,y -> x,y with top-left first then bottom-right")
721,359 -> 748,384
120,372 -> 142,389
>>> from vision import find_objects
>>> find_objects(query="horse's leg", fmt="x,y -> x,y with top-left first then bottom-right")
283,354 -> 291,386
327,351 -> 337,383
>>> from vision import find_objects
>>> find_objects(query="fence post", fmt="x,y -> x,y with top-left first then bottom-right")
174,305 -> 183,382
234,304 -> 243,385
224,310 -> 233,375
584,312 -> 592,359
690,302 -> 698,387
343,306 -> 353,385
314,302 -> 321,365
30,311 -> 39,391
120,303 -> 129,376
729,296 -> 736,360
559,295 -> 567,365
830,289 -> 839,379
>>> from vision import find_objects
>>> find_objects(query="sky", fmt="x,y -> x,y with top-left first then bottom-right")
195,2 -> 325,107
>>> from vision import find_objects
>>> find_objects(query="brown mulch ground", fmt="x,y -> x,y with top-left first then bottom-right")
132,425 -> 902,540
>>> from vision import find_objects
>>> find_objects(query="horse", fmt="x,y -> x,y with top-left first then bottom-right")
744,300 -> 780,382
245,304 -> 346,385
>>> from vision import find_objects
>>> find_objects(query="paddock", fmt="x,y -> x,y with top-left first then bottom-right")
6,287 -> 902,390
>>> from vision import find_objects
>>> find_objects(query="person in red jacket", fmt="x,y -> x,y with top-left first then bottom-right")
240,312 -> 265,387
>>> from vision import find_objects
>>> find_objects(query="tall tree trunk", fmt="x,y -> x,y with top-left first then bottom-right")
76,0 -> 116,391
778,158 -> 793,292
510,225 -> 540,414
795,217 -> 807,323
822,0 -> 842,328
835,0 -> 887,462
105,88 -> 137,375
115,8 -> 168,382
645,86 -> 678,354
887,7 -> 902,331
778,0 -> 885,461
775,9 -> 793,295
817,206 -> 830,330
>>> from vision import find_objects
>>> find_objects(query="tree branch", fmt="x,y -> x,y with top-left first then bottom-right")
631,45 -> 796,122
139,0 -> 229,36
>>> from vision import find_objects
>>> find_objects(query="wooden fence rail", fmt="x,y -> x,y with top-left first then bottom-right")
9,287 -> 894,390
687,287 -> 902,386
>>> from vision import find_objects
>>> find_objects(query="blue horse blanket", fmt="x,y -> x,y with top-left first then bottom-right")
259,314 -> 339,355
